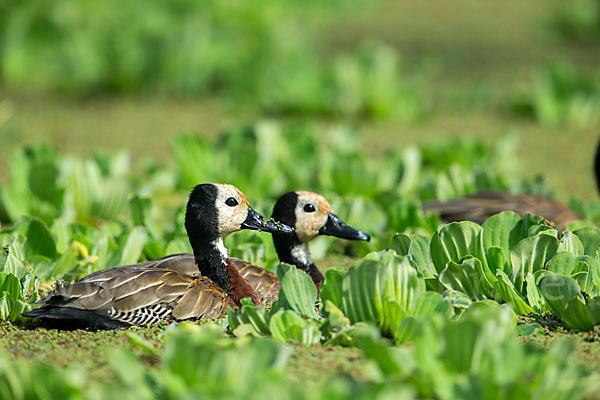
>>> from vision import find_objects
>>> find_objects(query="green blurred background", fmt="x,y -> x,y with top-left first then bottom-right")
1,0 -> 599,201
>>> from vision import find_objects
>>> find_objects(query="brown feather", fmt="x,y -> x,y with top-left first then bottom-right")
113,285 -> 168,312
226,259 -> 262,306
172,279 -> 233,320
232,258 -> 280,304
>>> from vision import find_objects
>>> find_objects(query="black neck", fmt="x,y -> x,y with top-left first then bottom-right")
272,233 -> 312,273
189,238 -> 230,292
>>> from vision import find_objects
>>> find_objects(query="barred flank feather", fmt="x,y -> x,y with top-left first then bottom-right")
108,303 -> 173,326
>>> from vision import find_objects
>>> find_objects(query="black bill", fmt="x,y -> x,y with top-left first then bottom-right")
242,206 -> 294,234
319,212 -> 370,241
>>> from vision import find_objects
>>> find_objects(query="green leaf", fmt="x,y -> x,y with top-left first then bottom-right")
355,329 -> 414,376
586,297 -> 600,325
558,231 -> 584,256
341,259 -> 387,325
170,136 -> 216,190
481,210 -> 523,260
0,250 -> 6,273
538,273 -> 584,318
442,290 -> 473,311
322,300 -> 350,330
94,180 -> 129,220
516,322 -> 544,336
63,158 -> 100,217
481,211 -> 523,278
573,227 -> 600,256
275,264 -> 318,319
392,233 -> 435,277
384,255 -> 424,313
3,237 -> 27,279
461,300 -> 517,329
408,235 -> 435,277
510,234 -> 559,294
119,227 -> 148,266
438,257 -> 493,300
48,245 -> 83,279
24,219 -> 57,259
483,246 -> 505,280
430,221 -> 482,275
269,310 -> 321,345
520,213 -> 546,237
380,298 -> 408,337
108,349 -> 154,398
547,252 -> 581,276
0,293 -> 30,321
143,241 -> 165,261
391,233 -> 411,256
129,196 -> 160,239
493,270 -> 535,315
320,268 -> 345,309
412,292 -> 451,320
562,297 -> 594,331
393,317 -> 422,345
525,273 -> 546,313
50,220 -> 69,254
0,273 -> 22,299
228,303 -> 271,336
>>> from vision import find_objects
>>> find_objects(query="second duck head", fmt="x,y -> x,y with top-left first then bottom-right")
185,183 -> 293,305
271,191 -> 370,289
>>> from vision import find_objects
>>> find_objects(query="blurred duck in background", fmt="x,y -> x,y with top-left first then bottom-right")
422,138 -> 600,231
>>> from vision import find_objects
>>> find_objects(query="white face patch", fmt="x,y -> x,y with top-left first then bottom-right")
291,243 -> 313,266
214,184 -> 250,237
294,191 -> 332,243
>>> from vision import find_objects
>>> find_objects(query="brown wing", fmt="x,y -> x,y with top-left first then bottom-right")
230,258 -> 280,304
79,253 -> 200,282
141,253 -> 199,275
422,191 -> 582,231
32,267 -> 233,326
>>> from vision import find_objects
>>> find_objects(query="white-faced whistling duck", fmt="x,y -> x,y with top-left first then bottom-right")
22,184 -> 293,329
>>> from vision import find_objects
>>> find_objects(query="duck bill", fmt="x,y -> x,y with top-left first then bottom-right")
242,206 -> 294,234
319,212 -> 371,242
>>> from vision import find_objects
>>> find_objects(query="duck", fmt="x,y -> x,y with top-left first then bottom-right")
237,191 -> 370,302
22,183 -> 293,329
133,191 -> 370,303
422,191 -> 582,231
422,138 -> 600,231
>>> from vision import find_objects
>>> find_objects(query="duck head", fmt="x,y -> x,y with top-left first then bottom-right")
271,191 -> 370,289
185,183 -> 293,305
272,191 -> 370,243
186,183 -> 293,241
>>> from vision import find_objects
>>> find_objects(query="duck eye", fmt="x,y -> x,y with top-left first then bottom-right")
303,203 -> 316,213
225,197 -> 239,207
